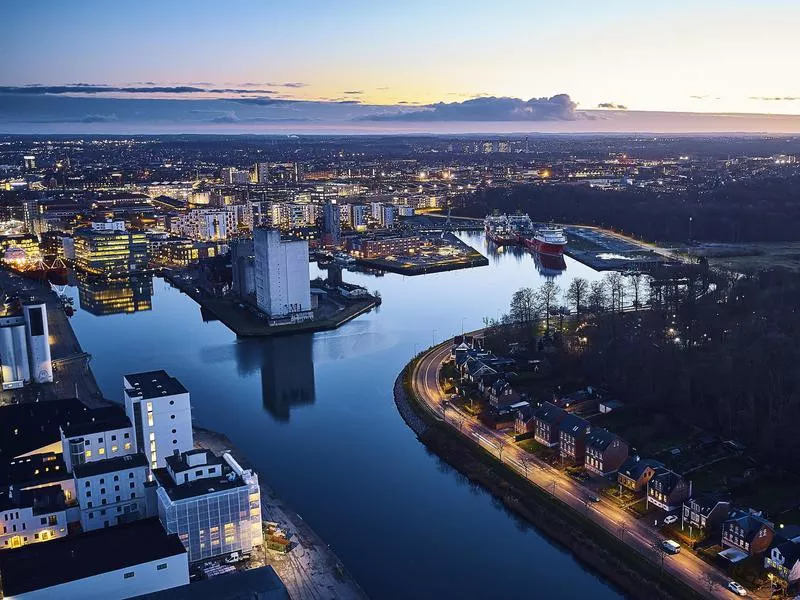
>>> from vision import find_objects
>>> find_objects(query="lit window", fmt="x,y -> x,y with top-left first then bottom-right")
149,432 -> 155,441
147,412 -> 154,427
123,443 -> 131,450
98,448 -> 105,456
146,402 -> 152,411
111,445 -> 118,452
84,450 -> 92,458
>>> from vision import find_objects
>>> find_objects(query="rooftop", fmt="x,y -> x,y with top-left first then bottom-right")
74,453 -> 149,479
131,565 -> 290,600
124,370 -> 188,400
0,518 -> 185,597
61,405 -> 131,438
153,465 -> 246,502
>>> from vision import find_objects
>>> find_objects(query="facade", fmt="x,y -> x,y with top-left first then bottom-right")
230,238 -> 256,299
558,414 -> 590,464
253,228 -> 312,324
123,371 -> 193,470
59,408 -> 137,473
0,316 -> 31,389
255,162 -> 270,184
350,204 -> 368,229
73,224 -> 149,276
155,450 -> 262,563
617,456 -> 662,493
765,539 -> 800,584
352,236 -> 425,259
646,468 -> 692,512
722,510 -> 775,556
584,428 -> 629,475
322,200 -> 341,246
74,453 -> 151,532
0,518 -> 189,600
0,486 -> 68,550
681,495 -> 731,535
151,240 -> 216,267
168,208 -> 237,241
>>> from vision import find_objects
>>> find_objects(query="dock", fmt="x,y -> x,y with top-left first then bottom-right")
193,427 -> 368,600
163,272 -> 380,338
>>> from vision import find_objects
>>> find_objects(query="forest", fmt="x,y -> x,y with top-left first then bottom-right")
456,175 -> 800,243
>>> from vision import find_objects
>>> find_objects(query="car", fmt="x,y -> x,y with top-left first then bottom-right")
663,515 -> 679,525
660,539 -> 681,554
588,494 -> 601,503
224,552 -> 245,564
726,581 -> 747,596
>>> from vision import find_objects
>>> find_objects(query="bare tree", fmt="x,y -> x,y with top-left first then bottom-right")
627,273 -> 644,309
566,277 -> 589,315
588,280 -> 607,314
509,287 -> 538,326
537,280 -> 561,331
605,272 -> 625,313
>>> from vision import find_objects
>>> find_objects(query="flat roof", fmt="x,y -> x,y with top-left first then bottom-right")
153,467 -> 246,502
61,405 -> 132,438
74,453 -> 148,478
131,565 -> 290,600
0,518 -> 186,597
124,370 -> 188,400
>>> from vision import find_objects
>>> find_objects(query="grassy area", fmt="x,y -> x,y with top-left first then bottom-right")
516,438 -> 558,462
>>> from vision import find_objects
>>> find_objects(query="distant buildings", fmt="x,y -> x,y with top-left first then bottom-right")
168,207 -> 238,241
253,228 -> 312,324
73,221 -> 148,276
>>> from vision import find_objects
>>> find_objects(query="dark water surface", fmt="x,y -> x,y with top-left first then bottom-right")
64,232 -> 623,600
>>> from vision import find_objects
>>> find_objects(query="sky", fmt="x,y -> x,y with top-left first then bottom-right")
3,0 -> 800,134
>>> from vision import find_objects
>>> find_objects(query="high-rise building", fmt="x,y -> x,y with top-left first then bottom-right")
73,221 -> 149,276
351,204 -> 368,230
123,371 -> 193,470
322,199 -> 341,246
22,155 -> 36,170
230,239 -> 256,300
253,228 -> 312,324
168,208 -> 237,241
254,162 -> 270,184
380,204 -> 396,228
221,167 -> 250,185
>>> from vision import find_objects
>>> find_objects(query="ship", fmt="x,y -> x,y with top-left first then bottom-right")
484,214 -> 534,246
523,225 -> 567,256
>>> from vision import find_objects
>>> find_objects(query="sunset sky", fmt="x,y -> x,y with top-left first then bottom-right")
3,0 -> 800,133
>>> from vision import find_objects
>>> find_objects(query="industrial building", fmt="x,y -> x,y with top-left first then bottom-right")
0,300 -> 53,388
253,228 -> 312,324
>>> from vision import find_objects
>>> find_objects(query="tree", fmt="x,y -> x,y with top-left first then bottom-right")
509,287 -> 538,327
626,273 -> 644,309
702,573 -> 718,594
605,272 -> 625,313
537,280 -> 561,331
588,280 -> 607,314
566,277 -> 589,315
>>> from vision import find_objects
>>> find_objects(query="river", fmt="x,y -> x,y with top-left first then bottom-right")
63,231 -> 624,600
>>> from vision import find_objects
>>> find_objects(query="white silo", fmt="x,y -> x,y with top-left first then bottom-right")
23,301 -> 53,383
0,321 -> 30,389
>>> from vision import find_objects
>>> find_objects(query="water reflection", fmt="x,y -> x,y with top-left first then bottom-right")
533,252 -> 567,278
234,335 -> 316,422
77,274 -> 153,316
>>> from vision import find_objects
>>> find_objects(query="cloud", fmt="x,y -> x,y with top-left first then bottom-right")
80,113 -> 118,123
749,96 -> 800,101
366,94 -> 579,121
277,82 -> 308,88
231,98 -> 297,106
209,111 -> 241,123
597,102 -> 627,110
343,90 -> 363,95
0,84 -> 280,96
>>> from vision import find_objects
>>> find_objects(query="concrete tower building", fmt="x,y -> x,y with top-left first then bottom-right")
22,302 -> 52,383
253,228 -> 312,324
123,370 -> 193,470
0,317 -> 30,389
322,199 -> 341,246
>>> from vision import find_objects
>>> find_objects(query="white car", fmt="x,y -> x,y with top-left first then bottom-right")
726,581 -> 747,596
663,515 -> 679,525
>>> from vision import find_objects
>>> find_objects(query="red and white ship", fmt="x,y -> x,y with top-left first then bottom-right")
484,214 -> 534,246
523,226 -> 567,256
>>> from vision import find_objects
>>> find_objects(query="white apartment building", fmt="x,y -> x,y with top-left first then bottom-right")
0,518 -> 189,600
253,228 -> 312,324
74,453 -> 152,532
168,208 -> 237,241
1,485 -> 68,550
123,371 -> 193,470
155,450 -> 262,563
60,410 -> 137,473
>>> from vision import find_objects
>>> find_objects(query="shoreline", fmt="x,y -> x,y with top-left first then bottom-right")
393,362 -> 704,600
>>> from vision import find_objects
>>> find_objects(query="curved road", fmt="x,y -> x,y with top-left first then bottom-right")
411,341 -> 753,600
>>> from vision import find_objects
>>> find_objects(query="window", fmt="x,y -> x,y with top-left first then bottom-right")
123,442 -> 131,450
40,517 -> 46,525
86,491 -> 92,498
124,432 -> 130,439
115,485 -> 120,492
123,571 -> 135,579
147,412 -> 154,427
84,450 -> 92,458
48,515 -> 57,526
111,445 -> 118,452
114,475 -> 119,482
173,439 -> 177,444
169,400 -> 174,405
170,414 -> 175,419
149,432 -> 155,442
97,437 -> 102,444
195,470 -> 203,476
87,501 -> 93,508
100,488 -> 106,494
128,472 -> 134,479
157,563 -> 168,570
111,435 -> 117,441
130,492 -> 136,499
100,478 -> 105,484
98,448 -> 105,455
130,482 -> 135,489
88,511 -> 94,518
171,429 -> 176,434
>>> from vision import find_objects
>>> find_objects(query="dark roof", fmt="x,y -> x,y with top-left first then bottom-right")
685,493 -> 730,514
724,510 -> 774,537
132,565 -> 290,600
61,405 -> 131,438
618,457 -> 662,480
4,452 -> 69,488
649,469 -> 685,494
153,466 -> 246,502
0,518 -> 186,597
559,413 -> 590,437
74,453 -> 148,479
125,370 -> 187,400
0,398 -> 88,466
770,539 -> 800,566
585,427 -> 619,451
0,484 -> 65,513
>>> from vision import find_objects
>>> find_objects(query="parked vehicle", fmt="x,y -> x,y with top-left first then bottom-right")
588,494 -> 601,503
664,515 -> 679,525
726,581 -> 747,596
660,540 -> 681,554
224,552 -> 247,564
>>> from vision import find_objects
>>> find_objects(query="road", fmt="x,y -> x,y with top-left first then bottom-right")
411,341 -> 750,600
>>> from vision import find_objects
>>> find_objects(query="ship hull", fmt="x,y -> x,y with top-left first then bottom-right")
486,230 -> 519,246
523,237 -> 566,256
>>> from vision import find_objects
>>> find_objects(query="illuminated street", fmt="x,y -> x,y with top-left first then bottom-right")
412,340 -> 758,600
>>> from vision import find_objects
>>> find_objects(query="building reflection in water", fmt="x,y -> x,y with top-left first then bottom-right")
235,334 -> 315,422
77,274 -> 154,316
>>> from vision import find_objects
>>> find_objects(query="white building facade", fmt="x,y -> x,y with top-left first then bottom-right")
253,228 -> 312,324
